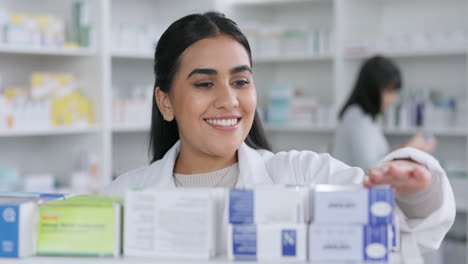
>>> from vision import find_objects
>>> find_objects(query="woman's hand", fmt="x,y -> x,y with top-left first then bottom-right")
364,160 -> 432,195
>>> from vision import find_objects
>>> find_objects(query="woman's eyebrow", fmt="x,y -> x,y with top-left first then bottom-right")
230,65 -> 252,74
186,65 -> 252,79
187,68 -> 217,79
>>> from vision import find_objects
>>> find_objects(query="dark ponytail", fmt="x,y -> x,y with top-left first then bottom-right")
149,11 -> 271,163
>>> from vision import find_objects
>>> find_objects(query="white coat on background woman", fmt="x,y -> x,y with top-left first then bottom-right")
333,56 -> 436,170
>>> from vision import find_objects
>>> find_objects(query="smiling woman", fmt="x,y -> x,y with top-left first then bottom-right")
155,35 -> 259,175
102,11 -> 455,253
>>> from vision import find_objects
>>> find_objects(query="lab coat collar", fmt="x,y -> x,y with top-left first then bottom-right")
150,141 -> 273,188
236,142 -> 273,187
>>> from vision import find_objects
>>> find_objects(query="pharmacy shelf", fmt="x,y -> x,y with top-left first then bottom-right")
264,125 -> 468,136
383,128 -> 468,137
111,50 -> 153,60
0,126 -> 101,137
254,54 -> 334,64
0,46 -> 97,57
112,124 -> 150,133
265,124 -> 336,133
345,49 -> 467,60
234,0 -> 331,6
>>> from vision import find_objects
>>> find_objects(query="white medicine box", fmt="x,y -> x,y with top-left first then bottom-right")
227,223 -> 307,262
312,185 -> 395,225
309,224 -> 391,262
124,188 -> 225,259
227,185 -> 310,224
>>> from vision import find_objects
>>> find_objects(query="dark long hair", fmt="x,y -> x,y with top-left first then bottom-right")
339,55 -> 402,120
149,11 -> 271,163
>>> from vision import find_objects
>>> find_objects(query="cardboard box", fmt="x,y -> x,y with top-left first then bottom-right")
0,198 -> 40,258
36,195 -> 122,257
309,224 -> 390,262
228,185 -> 310,224
124,188 -> 225,259
227,223 -> 307,261
313,185 -> 394,225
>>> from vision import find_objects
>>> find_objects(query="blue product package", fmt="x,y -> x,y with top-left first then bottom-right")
0,202 -> 21,257
229,190 -> 254,224
282,229 -> 296,257
232,225 -> 257,260
368,188 -> 394,225
363,225 -> 388,262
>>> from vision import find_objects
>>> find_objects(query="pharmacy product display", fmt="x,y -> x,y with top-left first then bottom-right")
0,151 -> 101,195
112,85 -> 152,129
384,90 -> 466,130
111,24 -> 162,54
0,185 -> 399,262
0,2 -> 93,49
266,83 -> 336,127
346,30 -> 468,55
0,72 -> 95,131
241,24 -> 333,58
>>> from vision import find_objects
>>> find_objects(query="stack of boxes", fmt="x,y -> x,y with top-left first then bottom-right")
227,186 -> 309,261
310,185 -> 397,262
226,184 -> 397,262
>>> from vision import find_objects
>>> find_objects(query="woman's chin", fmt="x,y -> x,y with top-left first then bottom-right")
204,141 -> 241,159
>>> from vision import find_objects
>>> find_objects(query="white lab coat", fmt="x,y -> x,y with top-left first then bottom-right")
333,105 -> 389,169
102,141 -> 455,252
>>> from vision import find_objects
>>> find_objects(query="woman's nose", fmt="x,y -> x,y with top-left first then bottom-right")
214,85 -> 239,110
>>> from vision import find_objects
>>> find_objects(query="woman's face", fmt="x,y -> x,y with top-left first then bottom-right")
158,35 -> 256,159
381,88 -> 399,111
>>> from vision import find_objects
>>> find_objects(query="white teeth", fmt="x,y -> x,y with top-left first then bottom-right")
206,118 -> 238,127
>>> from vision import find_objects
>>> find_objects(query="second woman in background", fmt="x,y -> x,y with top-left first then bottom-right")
333,56 -> 436,170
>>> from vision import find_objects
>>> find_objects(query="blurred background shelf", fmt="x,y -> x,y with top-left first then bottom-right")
111,50 -> 153,60
265,124 -> 335,133
345,49 -> 467,60
112,124 -> 150,133
254,54 -> 334,64
383,128 -> 468,137
233,0 -> 331,6
0,125 -> 101,137
0,46 -> 97,56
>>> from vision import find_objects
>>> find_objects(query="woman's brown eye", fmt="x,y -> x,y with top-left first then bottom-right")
194,82 -> 214,89
233,80 -> 249,87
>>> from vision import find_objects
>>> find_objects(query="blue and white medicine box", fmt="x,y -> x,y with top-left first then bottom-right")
227,224 -> 307,261
228,186 -> 310,224
309,224 -> 389,262
0,198 -> 39,258
313,185 -> 394,225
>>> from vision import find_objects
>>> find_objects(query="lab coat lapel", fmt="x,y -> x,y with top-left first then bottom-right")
236,142 -> 273,187
148,141 -> 179,188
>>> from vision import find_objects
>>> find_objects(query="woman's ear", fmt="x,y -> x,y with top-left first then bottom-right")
155,87 -> 174,121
